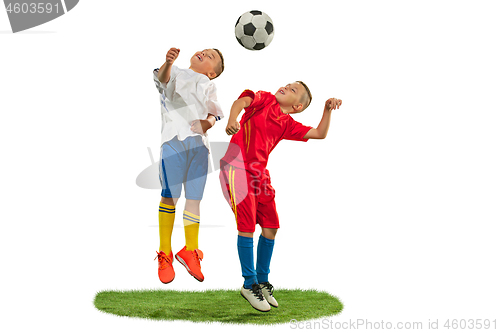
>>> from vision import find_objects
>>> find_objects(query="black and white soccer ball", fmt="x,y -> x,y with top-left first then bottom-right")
235,10 -> 274,51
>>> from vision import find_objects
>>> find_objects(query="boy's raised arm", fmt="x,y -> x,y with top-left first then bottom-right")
225,96 -> 253,135
304,98 -> 342,140
157,48 -> 180,83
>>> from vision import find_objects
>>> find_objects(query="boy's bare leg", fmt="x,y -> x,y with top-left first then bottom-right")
238,231 -> 254,238
184,199 -> 200,216
160,196 -> 179,206
261,228 -> 277,240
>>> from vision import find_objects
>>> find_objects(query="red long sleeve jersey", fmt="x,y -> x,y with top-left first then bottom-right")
220,89 -> 312,174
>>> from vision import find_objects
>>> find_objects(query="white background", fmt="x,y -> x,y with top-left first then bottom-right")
1,0 -> 499,332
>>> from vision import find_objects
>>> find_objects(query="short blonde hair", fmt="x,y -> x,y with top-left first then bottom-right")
212,48 -> 224,80
297,81 -> 312,110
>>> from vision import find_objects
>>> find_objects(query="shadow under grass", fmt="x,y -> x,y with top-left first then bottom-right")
94,289 -> 343,325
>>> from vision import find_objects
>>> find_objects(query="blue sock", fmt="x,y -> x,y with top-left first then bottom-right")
237,235 -> 257,289
256,234 -> 275,284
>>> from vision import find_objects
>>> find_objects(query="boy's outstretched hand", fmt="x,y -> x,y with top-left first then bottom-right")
325,98 -> 342,112
304,97 -> 342,140
166,48 -> 180,65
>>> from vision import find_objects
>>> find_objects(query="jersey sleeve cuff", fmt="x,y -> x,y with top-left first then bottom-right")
238,89 -> 255,101
300,126 -> 314,142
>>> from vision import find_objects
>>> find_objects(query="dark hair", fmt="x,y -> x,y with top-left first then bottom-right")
296,81 -> 312,109
212,48 -> 224,80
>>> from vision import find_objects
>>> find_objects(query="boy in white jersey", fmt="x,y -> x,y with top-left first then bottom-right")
153,48 -> 224,283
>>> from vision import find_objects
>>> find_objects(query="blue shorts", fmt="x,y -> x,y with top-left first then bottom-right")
159,136 -> 209,200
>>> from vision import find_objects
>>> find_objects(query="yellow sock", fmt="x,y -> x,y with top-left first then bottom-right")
159,202 -> 175,253
183,210 -> 200,251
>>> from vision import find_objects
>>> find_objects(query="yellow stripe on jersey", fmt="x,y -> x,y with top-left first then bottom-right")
229,166 -> 235,216
246,121 -> 251,153
229,166 -> 238,224
243,123 -> 246,146
228,166 -> 234,211
243,122 -> 248,153
249,107 -> 256,119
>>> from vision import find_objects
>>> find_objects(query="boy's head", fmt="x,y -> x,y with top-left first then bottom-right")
275,81 -> 312,113
189,48 -> 224,80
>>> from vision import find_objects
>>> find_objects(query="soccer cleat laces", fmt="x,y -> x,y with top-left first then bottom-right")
251,284 -> 265,301
260,282 -> 274,296
155,251 -> 171,269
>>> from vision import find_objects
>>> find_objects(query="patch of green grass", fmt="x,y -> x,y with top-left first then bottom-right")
94,289 -> 343,325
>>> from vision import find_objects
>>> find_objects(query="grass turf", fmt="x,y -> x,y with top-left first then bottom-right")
94,288 -> 343,325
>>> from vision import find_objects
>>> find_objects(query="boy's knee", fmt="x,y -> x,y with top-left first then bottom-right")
185,199 -> 201,209
261,228 -> 278,240
161,196 -> 178,206
184,199 -> 201,216
238,231 -> 254,238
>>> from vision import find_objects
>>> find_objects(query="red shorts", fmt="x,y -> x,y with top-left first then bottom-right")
219,164 -> 279,233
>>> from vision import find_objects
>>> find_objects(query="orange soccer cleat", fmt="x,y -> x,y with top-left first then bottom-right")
175,246 -> 204,282
155,251 -> 175,284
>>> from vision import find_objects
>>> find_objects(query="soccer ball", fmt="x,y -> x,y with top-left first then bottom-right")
235,10 -> 274,51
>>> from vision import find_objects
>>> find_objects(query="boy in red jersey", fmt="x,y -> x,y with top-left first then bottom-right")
219,81 -> 342,311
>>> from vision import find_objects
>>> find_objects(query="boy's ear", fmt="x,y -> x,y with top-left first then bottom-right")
208,70 -> 217,79
292,103 -> 304,113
